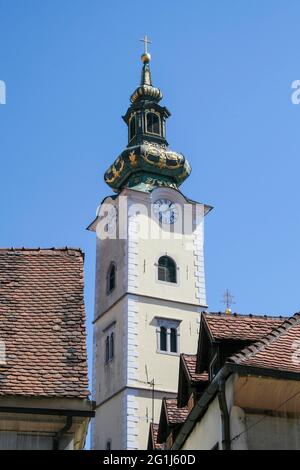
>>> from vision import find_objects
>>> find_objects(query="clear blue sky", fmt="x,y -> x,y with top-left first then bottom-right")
1,0 -> 300,409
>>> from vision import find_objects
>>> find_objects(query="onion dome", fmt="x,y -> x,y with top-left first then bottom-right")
103,37 -> 192,193
104,142 -> 191,192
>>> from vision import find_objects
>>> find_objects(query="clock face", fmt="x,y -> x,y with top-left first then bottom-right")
153,198 -> 178,224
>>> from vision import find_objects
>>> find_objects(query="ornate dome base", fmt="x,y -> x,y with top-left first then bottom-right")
104,142 -> 191,192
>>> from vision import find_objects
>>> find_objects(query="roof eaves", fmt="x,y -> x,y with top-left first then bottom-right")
181,354 -> 193,383
172,358 -> 300,451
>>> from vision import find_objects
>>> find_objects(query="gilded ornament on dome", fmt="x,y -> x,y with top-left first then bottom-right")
129,151 -> 138,167
105,171 -> 116,184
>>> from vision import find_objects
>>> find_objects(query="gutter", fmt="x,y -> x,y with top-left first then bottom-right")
0,406 -> 95,417
218,378 -> 231,450
171,365 -> 232,450
53,416 -> 73,450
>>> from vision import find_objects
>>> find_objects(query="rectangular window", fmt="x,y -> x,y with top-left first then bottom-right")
156,319 -> 180,355
170,328 -> 178,353
160,327 -> 167,351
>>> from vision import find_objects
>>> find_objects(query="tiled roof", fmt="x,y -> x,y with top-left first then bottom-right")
203,312 -> 285,342
0,248 -> 89,398
228,312 -> 300,373
164,398 -> 189,425
182,354 -> 209,383
149,423 -> 164,450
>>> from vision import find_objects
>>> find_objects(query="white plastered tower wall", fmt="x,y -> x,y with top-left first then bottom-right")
91,186 -> 209,450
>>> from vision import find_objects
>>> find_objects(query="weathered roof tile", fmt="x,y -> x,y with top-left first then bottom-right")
182,354 -> 209,383
228,312 -> 300,373
203,312 -> 285,342
149,423 -> 164,450
0,248 -> 89,399
164,398 -> 189,425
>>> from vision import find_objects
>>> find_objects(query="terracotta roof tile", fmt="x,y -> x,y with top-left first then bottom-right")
228,312 -> 300,373
203,312 -> 285,342
182,354 -> 209,382
149,423 -> 164,450
0,248 -> 89,398
165,398 -> 189,425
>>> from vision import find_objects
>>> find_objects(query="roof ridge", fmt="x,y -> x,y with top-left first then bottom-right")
203,311 -> 287,320
0,247 -> 84,254
229,312 -> 300,365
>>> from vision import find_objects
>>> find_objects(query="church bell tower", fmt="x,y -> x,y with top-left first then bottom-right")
89,38 -> 212,450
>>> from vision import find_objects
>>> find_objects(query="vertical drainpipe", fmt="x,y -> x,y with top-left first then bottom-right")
218,378 -> 231,450
53,416 -> 73,450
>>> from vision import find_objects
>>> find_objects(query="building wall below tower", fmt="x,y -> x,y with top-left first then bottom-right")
93,299 -> 127,407
130,297 -> 201,392
92,391 -> 126,450
92,294 -> 201,449
92,387 -> 176,450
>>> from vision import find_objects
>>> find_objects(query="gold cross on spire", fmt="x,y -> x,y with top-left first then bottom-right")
140,35 -> 152,54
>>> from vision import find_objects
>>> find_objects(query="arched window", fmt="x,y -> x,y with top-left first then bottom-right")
160,326 -> 167,352
129,115 -> 136,141
158,256 -> 177,283
107,263 -> 116,294
110,332 -> 114,360
170,328 -> 178,353
146,112 -> 160,135
105,336 -> 110,363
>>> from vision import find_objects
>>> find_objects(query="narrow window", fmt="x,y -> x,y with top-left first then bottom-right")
105,336 -> 110,363
110,332 -> 114,360
106,440 -> 112,450
160,326 -> 167,352
158,256 -> 177,283
157,321 -> 180,355
107,263 -> 116,294
129,115 -> 136,141
170,328 -> 178,353
146,112 -> 160,134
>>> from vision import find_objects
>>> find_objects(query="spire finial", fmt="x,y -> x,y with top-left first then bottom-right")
140,34 -> 152,64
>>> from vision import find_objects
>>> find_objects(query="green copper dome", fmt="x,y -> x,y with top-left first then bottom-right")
104,142 -> 191,192
104,43 -> 192,193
